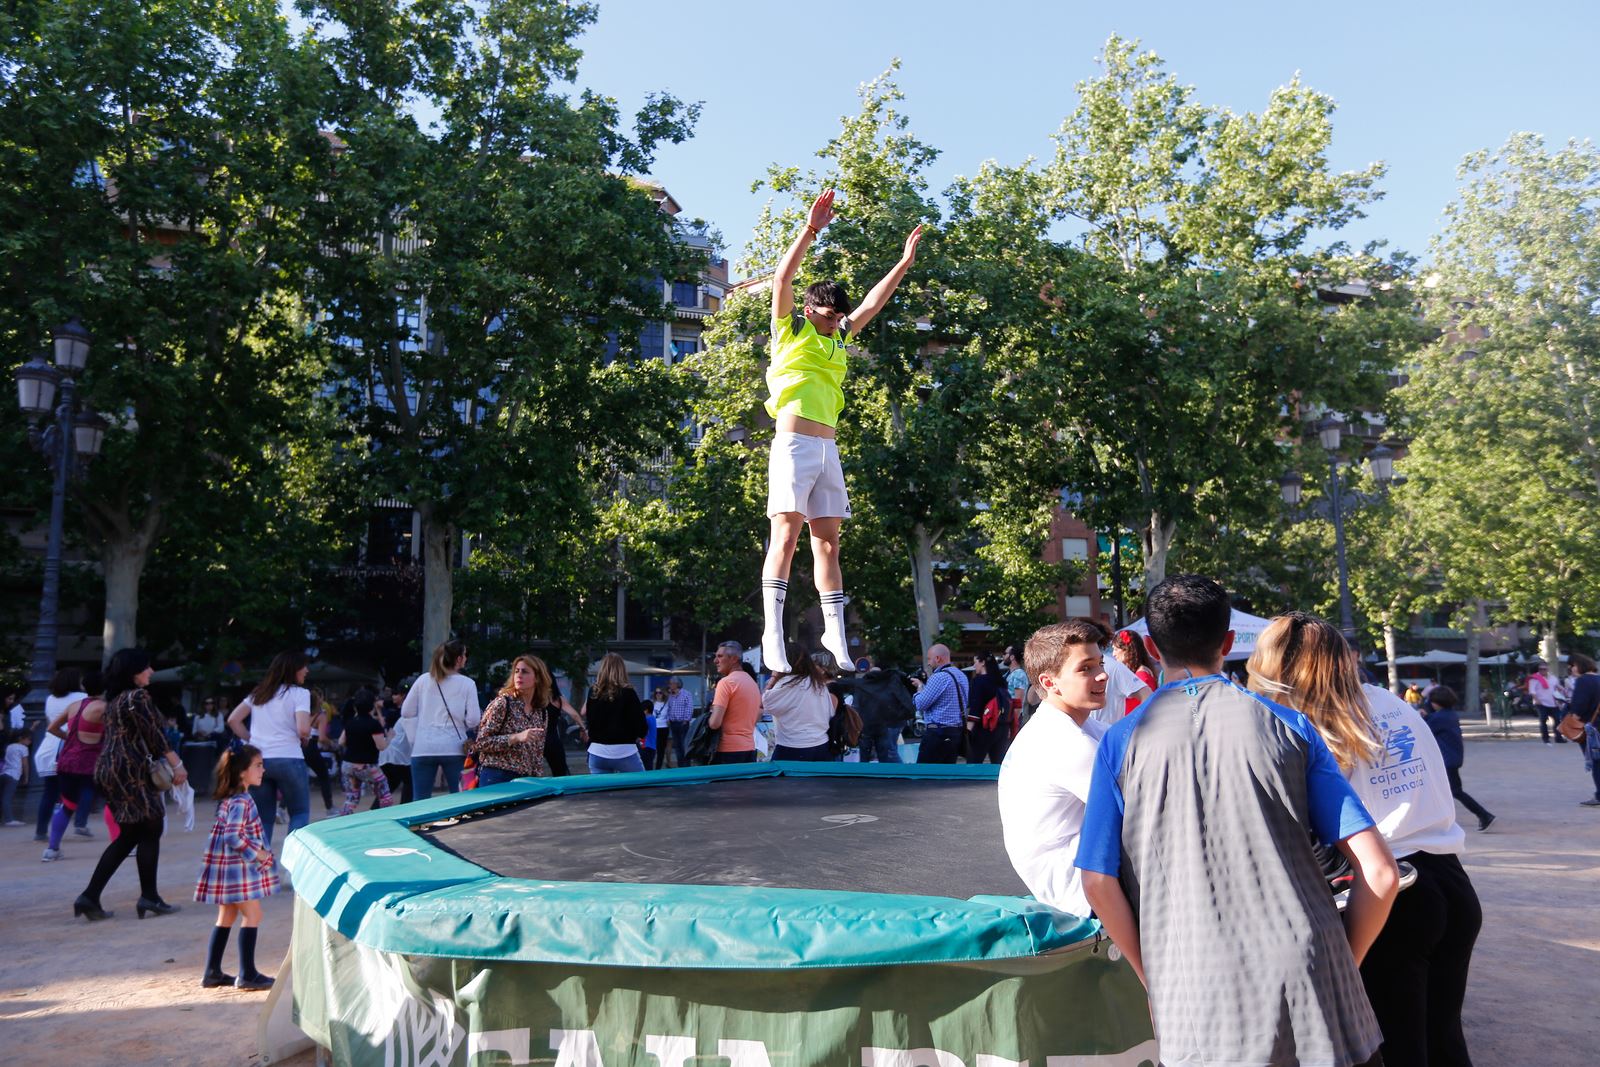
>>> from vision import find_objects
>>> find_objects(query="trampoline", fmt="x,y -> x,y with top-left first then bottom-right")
278,763 -> 1157,1067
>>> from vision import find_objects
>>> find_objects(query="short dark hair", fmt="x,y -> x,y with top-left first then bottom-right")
1429,684 -> 1459,709
803,280 -> 851,315
1024,618 -> 1110,685
1569,652 -> 1596,675
1145,575 -> 1233,667
50,666 -> 83,699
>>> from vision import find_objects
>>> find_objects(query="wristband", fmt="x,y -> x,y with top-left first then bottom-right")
805,224 -> 818,237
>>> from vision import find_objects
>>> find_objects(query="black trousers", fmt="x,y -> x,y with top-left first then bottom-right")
381,764 -> 411,805
304,743 -> 335,809
1446,766 -> 1493,823
83,814 -> 165,903
1360,850 -> 1482,1067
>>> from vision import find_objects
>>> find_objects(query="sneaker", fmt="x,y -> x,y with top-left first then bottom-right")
3,820 -> 24,827
73,826 -> 93,838
1580,798 -> 1600,807
1477,814 -> 1495,832
41,848 -> 61,861
33,834 -> 47,842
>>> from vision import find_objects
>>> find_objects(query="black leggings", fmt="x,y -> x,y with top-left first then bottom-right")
82,815 -> 165,903
1360,850 -> 1482,1066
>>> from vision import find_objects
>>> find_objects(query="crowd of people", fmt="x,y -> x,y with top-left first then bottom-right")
996,576 -> 1496,1067
5,582 -> 1595,1052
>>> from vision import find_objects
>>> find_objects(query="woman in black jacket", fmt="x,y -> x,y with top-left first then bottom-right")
582,654 -> 647,774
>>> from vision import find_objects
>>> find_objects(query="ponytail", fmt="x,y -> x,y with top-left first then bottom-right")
429,640 -> 468,683
214,744 -> 262,801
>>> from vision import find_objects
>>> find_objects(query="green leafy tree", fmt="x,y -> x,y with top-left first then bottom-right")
298,0 -> 700,670
1042,36 -> 1407,590
0,0 -> 334,658
1402,133 -> 1600,671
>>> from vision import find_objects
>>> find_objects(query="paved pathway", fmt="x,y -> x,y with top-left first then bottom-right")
0,730 -> 1593,1065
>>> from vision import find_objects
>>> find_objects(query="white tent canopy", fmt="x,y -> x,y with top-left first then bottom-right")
1391,651 -> 1469,666
1123,608 -> 1274,661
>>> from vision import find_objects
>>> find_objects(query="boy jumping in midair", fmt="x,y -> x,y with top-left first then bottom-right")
762,189 -> 922,673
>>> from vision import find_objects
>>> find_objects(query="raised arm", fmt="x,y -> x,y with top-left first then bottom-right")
844,225 -> 923,334
773,190 -> 836,320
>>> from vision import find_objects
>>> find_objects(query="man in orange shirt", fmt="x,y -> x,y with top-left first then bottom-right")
708,642 -> 762,765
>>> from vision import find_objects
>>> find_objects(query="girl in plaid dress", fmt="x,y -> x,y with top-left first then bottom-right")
195,745 -> 278,990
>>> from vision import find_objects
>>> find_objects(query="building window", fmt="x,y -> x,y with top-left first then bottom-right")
671,336 -> 700,361
639,320 -> 665,360
1061,537 -> 1090,562
672,281 -> 699,307
1065,595 -> 1092,617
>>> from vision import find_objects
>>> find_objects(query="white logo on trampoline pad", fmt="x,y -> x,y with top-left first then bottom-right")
365,847 -> 431,862
821,813 -> 879,828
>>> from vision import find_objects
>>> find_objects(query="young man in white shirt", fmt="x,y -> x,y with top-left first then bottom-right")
996,618 -> 1113,916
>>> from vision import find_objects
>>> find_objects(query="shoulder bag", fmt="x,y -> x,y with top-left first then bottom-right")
436,678 -> 478,751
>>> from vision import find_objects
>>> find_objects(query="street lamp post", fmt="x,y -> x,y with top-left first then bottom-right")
1278,418 -> 1395,640
13,320 -> 105,727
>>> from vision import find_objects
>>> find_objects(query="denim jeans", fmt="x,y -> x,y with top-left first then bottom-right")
916,725 -> 963,764
856,723 -> 903,764
34,774 -> 61,837
476,766 -> 524,787
667,721 -> 690,767
710,750 -> 757,765
588,751 -> 645,774
250,757 -> 310,847
411,755 -> 464,800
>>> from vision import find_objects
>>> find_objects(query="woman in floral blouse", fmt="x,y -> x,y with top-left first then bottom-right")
473,654 -> 551,786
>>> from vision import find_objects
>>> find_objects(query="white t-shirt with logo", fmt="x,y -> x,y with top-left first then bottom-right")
244,685 -> 312,760
997,703 -> 1110,916
1348,684 -> 1465,858
1088,658 -> 1149,726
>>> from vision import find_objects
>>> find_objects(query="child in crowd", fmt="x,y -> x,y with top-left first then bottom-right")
1,728 -> 30,825
1078,575 -> 1400,1067
997,618 -> 1112,916
195,744 -> 278,990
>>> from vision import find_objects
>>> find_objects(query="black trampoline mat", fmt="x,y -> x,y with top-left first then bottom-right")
418,776 -> 1029,899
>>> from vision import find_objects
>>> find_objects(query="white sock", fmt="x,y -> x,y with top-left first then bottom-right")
820,589 -> 851,668
761,578 -> 791,673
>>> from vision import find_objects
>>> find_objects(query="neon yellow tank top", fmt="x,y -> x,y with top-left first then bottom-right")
764,311 -> 851,427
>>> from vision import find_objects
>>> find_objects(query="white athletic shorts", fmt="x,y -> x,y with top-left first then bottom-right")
767,431 -> 851,520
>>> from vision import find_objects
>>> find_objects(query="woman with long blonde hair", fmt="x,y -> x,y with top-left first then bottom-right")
581,653 -> 647,774
1248,611 -> 1482,1067
473,654 -> 551,787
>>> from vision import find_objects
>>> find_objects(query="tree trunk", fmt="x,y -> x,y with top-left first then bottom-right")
908,523 -> 940,655
95,503 -> 164,665
1462,601 -> 1482,723
101,538 -> 149,664
418,502 -> 454,673
1140,512 -> 1177,592
1383,622 -> 1401,695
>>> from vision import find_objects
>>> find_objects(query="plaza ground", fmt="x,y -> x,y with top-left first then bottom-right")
0,725 -> 1595,1066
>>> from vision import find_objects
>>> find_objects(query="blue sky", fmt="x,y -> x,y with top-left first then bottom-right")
561,0 -> 1597,274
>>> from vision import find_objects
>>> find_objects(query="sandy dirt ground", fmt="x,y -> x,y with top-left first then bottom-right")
1,724 -> 1595,1066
